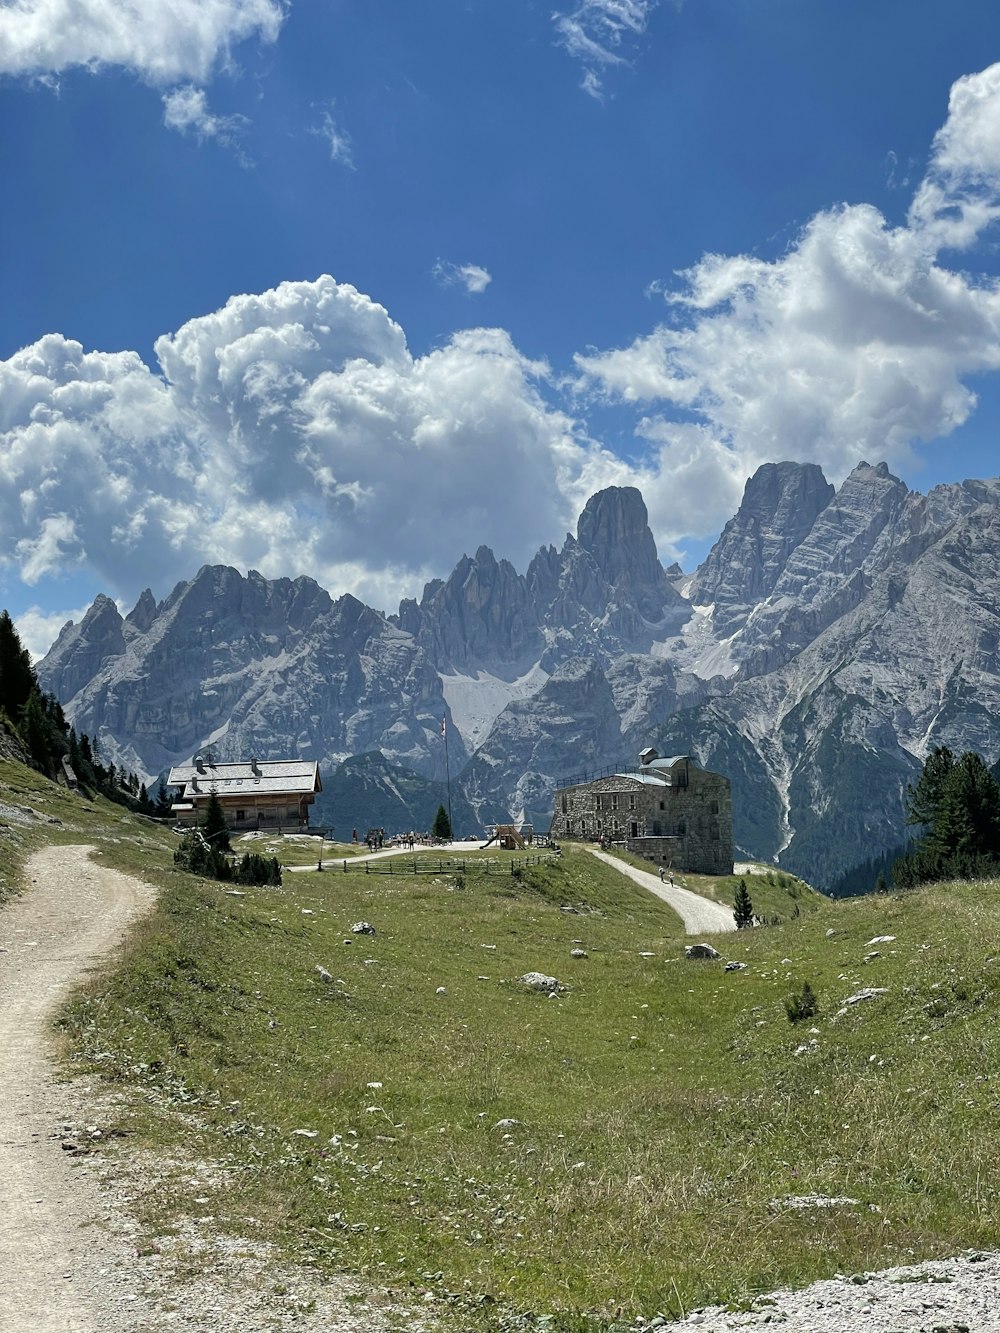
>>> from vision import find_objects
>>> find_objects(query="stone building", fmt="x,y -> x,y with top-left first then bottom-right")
549,747 -> 732,875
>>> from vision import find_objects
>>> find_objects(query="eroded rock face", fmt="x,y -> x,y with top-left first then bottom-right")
36,465 -> 1000,890
687,462 -> 835,635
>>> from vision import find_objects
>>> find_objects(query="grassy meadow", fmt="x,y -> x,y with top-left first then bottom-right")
5,758 -> 1000,1328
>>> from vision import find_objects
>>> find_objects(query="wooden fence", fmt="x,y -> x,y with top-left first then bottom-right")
330,853 -> 560,877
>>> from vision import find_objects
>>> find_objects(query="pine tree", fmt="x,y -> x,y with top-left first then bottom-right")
154,778 -> 172,817
0,610 -> 37,721
733,878 -> 754,929
895,748 -> 1000,886
203,790 -> 231,853
905,745 -> 955,831
432,803 -> 452,839
19,690 -> 51,772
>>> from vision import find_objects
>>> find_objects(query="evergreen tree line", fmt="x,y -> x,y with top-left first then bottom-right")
0,609 -> 159,814
173,793 -> 282,886
893,746 -> 1000,888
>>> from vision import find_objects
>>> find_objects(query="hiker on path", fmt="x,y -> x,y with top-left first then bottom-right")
659,867 -> 665,882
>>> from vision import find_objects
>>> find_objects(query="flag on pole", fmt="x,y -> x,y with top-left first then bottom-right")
441,716 -> 446,737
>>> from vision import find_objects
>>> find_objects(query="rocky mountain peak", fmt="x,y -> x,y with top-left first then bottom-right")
573,485 -> 686,626
125,589 -> 158,635
689,461 -> 835,635
39,593 -> 127,704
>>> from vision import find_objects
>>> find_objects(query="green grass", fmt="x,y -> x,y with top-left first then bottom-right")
7,757 -> 1000,1328
591,843 -> 821,925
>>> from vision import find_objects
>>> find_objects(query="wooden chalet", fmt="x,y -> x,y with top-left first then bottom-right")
167,757 -> 322,833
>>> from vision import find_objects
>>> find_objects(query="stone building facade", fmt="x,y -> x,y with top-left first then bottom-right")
549,748 -> 732,875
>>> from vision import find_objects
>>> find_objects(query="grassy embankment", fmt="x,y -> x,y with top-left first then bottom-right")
4,757 -> 1000,1328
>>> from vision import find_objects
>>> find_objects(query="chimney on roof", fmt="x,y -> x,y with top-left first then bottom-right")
195,755 -> 205,773
251,757 -> 261,776
639,746 -> 658,766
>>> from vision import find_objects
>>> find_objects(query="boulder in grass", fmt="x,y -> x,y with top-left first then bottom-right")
685,943 -> 721,961
351,921 -> 376,935
570,948 -> 588,958
518,972 -> 560,992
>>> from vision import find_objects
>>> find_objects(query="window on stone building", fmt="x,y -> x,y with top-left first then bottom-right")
628,794 -> 636,811
711,799 -> 719,814
561,794 -> 568,814
611,793 -> 619,811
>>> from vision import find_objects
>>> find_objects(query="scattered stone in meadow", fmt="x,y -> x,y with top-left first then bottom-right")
436,986 -> 447,995
570,948 -> 588,958
725,961 -> 747,971
868,935 -> 896,945
639,951 -> 655,958
481,944 -> 497,950
314,965 -> 333,982
351,921 -> 376,935
685,944 -> 721,961
301,909 -> 314,915
367,1081 -> 382,1089
844,987 -> 889,1006
826,928 -> 837,937
863,951 -> 880,963
518,972 -> 560,992
769,1194 -> 861,1210
363,959 -> 378,966
291,1129 -> 318,1138
493,1119 -> 521,1129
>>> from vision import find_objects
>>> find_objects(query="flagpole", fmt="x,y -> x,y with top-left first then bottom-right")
442,715 -> 453,840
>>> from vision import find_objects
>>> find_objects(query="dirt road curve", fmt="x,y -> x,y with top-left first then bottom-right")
0,844 -> 155,1333
585,847 -> 736,934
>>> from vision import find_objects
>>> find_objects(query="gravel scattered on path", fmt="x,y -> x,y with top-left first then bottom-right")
678,1248 -> 1000,1331
585,847 -> 736,934
0,843 -> 425,1333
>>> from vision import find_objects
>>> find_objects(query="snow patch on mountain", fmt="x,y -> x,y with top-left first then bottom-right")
441,662 -> 550,751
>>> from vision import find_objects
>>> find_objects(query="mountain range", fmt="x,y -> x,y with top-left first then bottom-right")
37,460 -> 1000,889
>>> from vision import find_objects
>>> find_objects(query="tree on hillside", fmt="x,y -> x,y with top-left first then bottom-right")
432,803 -> 452,840
154,778 -> 172,817
733,878 -> 754,929
905,745 -> 955,835
202,790 -> 232,853
894,748 -> 1000,887
0,610 -> 37,721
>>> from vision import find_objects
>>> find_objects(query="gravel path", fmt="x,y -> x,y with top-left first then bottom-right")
678,1248 -> 1000,1331
0,844 -> 157,1333
5,842 -> 998,1332
585,847 -> 736,934
0,844 -> 423,1333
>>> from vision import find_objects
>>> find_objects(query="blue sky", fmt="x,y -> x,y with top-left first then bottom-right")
4,0 -> 1000,656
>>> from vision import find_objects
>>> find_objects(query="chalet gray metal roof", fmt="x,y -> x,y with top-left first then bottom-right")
167,759 -> 322,797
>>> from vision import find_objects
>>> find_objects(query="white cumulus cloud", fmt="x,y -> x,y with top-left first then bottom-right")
0,0 -> 285,84
575,61 -> 1000,533
0,277 -> 625,614
432,260 -> 493,295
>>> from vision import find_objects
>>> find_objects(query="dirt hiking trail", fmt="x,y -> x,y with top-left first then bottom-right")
585,846 -> 736,933
0,844 -> 155,1332
0,844 -> 416,1333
